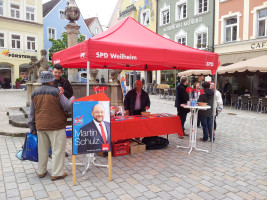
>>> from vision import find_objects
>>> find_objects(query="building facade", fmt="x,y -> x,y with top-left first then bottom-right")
43,0 -> 92,62
0,0 -> 43,88
84,17 -> 109,83
157,0 -> 215,85
85,17 -> 103,36
214,0 -> 267,95
111,0 -> 158,89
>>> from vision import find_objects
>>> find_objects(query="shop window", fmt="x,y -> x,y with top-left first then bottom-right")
11,34 -> 21,49
176,36 -> 186,45
10,3 -> 20,19
258,8 -> 267,37
177,3 -> 187,20
26,7 -> 35,21
225,17 -> 237,42
48,28 -> 56,40
196,32 -> 207,49
141,10 -> 150,26
0,33 -> 5,48
26,36 -> 36,51
0,1 -> 3,16
161,9 -> 170,25
59,10 -> 65,19
196,0 -> 208,14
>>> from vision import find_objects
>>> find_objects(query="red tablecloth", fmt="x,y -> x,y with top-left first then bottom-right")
111,113 -> 183,142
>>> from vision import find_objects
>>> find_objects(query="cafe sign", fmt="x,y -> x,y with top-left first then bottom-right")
164,17 -> 202,32
250,41 -> 266,49
1,50 -> 31,59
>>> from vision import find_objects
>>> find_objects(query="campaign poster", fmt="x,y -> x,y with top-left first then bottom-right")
72,101 -> 111,155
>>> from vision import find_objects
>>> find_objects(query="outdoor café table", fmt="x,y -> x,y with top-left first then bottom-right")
110,113 -> 183,142
177,104 -> 211,155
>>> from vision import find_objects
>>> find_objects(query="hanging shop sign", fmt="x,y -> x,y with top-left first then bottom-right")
1,50 -> 32,59
163,17 -> 202,32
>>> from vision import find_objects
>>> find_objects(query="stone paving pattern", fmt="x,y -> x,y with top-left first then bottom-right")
0,91 -> 267,199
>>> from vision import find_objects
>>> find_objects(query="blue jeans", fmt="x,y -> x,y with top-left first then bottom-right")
200,116 -> 214,141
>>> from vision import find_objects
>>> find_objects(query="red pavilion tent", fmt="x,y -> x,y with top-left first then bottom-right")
53,17 -> 220,151
52,17 -> 219,72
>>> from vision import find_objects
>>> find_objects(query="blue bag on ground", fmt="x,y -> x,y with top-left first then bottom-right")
22,133 -> 38,162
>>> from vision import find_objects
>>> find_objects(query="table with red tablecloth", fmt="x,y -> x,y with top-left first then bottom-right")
110,113 -> 183,142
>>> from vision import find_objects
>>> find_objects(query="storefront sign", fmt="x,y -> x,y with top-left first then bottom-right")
251,42 -> 266,49
1,50 -> 31,59
163,17 -> 202,32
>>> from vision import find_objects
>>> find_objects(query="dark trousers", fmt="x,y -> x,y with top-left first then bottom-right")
177,108 -> 187,133
197,112 -> 201,127
133,110 -> 142,115
214,116 -> 217,131
200,116 -> 214,141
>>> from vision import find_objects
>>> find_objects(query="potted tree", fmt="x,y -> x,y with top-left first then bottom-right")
16,78 -> 21,89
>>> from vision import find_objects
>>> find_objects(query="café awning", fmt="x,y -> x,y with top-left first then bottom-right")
217,55 -> 267,75
178,70 -> 212,77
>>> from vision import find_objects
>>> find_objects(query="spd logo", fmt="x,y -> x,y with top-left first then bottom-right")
74,115 -> 84,126
80,52 -> 85,58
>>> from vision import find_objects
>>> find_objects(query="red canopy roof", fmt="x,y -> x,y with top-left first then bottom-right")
53,17 -> 219,71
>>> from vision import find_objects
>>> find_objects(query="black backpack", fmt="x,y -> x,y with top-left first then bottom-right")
142,136 -> 169,150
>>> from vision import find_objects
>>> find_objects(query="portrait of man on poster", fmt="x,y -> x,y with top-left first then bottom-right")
78,104 -> 111,154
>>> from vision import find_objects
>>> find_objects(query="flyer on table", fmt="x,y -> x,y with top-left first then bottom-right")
72,101 -> 111,155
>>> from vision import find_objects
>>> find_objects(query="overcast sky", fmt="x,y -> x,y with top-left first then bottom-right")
42,0 -> 118,27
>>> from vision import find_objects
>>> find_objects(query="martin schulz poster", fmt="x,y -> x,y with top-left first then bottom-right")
72,93 -> 111,155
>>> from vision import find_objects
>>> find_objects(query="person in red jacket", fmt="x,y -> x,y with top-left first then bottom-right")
192,82 -> 204,128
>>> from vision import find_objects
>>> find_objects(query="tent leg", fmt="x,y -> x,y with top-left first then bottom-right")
211,71 -> 218,152
87,61 -> 90,96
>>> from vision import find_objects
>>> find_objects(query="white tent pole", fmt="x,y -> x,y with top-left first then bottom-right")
211,70 -> 218,152
87,61 -> 90,96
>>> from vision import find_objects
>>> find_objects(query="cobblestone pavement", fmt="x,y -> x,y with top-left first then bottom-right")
0,90 -> 29,135
0,91 -> 267,200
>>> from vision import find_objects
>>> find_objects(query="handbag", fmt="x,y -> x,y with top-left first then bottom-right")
22,133 -> 38,162
16,147 -> 24,160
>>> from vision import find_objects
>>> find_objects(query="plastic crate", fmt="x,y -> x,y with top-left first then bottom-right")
112,140 -> 129,157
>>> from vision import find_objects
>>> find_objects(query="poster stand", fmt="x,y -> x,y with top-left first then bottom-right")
71,75 -> 113,185
71,153 -> 111,185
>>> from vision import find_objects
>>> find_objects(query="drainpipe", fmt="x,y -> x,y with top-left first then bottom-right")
156,0 -> 159,84
212,0 -> 215,52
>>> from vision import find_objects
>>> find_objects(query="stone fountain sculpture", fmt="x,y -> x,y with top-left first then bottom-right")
28,56 -> 38,82
65,0 -> 80,83
89,69 -> 98,83
65,0 -> 80,23
35,50 -> 49,79
110,70 -> 122,84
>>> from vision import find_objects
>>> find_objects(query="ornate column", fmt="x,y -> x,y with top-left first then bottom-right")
65,0 -> 80,83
